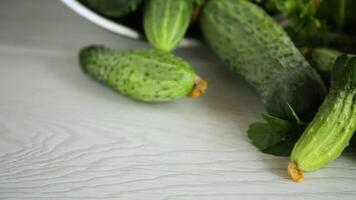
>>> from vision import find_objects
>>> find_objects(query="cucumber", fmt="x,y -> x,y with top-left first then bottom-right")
306,49 -> 356,148
79,0 -> 144,18
200,0 -> 326,119
307,49 -> 342,75
80,46 -> 207,102
289,55 -> 356,182
144,0 -> 194,52
306,48 -> 342,87
287,29 -> 356,54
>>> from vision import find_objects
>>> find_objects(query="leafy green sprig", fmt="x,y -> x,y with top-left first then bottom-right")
248,104 -> 307,156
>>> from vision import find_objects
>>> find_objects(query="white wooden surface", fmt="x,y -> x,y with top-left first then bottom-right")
0,1 -> 356,199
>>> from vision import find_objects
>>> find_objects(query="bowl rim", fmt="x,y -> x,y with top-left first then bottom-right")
61,0 -> 141,39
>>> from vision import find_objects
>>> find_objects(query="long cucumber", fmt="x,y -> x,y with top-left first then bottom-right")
200,0 -> 326,119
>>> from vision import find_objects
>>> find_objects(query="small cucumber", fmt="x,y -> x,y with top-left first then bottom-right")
200,0 -> 326,119
144,0 -> 194,52
289,55 -> 356,182
79,0 -> 144,18
79,46 -> 207,102
307,48 -> 342,74
306,48 -> 342,87
306,49 -> 356,148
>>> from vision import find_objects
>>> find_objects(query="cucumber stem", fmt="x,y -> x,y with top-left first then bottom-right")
288,162 -> 304,183
188,76 -> 208,98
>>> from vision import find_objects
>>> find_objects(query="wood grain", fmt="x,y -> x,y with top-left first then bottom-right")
0,1 -> 356,199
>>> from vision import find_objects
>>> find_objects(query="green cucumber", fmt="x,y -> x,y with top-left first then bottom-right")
287,29 -> 356,54
306,48 -> 342,87
306,49 -> 356,148
289,55 -> 356,182
144,0 -> 194,52
200,0 -> 326,119
79,46 -> 207,102
307,49 -> 342,75
79,0 -> 144,18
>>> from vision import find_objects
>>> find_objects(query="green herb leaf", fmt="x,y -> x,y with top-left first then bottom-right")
248,122 -> 281,150
247,105 -> 306,156
262,113 -> 292,133
262,135 -> 298,156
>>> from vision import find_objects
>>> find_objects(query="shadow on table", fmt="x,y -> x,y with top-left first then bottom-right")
177,46 -> 294,180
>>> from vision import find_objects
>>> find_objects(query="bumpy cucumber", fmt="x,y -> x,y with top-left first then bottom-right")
80,0 -> 143,18
306,49 -> 356,148
80,46 -> 207,102
289,55 -> 356,182
144,0 -> 194,52
200,0 -> 326,119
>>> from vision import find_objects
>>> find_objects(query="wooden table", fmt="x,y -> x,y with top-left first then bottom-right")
0,1 -> 355,199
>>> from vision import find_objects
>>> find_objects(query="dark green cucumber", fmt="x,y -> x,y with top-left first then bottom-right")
288,29 -> 356,54
80,0 -> 144,18
80,46 -> 207,102
144,0 -> 194,52
200,0 -> 326,119
289,55 -> 356,182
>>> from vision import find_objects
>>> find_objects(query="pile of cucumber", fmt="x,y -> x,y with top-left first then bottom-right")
78,0 -> 356,182
79,0 -> 208,102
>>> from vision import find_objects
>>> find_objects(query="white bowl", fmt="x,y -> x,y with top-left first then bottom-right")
61,0 -> 199,47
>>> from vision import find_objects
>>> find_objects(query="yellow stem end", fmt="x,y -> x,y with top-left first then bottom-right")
288,162 -> 304,183
187,76 -> 208,98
